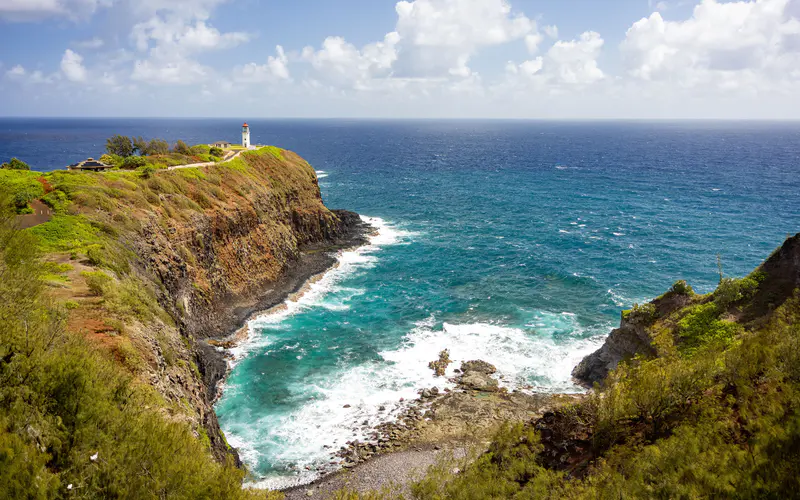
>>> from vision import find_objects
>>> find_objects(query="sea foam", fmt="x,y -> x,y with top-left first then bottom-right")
226,216 -> 414,363
237,314 -> 606,489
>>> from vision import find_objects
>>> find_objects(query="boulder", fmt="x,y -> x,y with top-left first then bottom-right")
460,360 -> 497,375
459,371 -> 498,392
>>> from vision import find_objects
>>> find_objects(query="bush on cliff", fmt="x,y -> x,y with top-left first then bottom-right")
1,157 -> 31,170
0,207 -> 279,499
399,240 -> 800,500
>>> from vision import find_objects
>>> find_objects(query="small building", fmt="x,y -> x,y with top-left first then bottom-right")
211,141 -> 232,149
67,158 -> 112,172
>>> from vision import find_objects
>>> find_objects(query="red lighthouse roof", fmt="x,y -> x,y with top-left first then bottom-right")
243,122 -> 249,127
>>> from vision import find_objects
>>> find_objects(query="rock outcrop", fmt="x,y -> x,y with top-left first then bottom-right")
573,233 -> 800,388
572,286 -> 697,386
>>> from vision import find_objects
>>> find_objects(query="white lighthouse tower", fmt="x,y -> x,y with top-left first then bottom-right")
242,122 -> 251,148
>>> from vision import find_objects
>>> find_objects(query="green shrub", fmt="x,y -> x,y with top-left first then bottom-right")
677,302 -> 743,354
714,276 -> 760,309
209,147 -> 224,157
29,215 -> 103,252
106,135 -> 134,157
41,189 -> 69,213
1,157 -> 32,171
622,302 -> 657,324
122,155 -> 147,170
173,140 -> 191,155
81,270 -> 112,296
138,164 -> 157,179
669,280 -> 695,296
99,154 -> 124,168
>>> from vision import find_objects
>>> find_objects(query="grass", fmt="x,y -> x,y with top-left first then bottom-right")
29,215 -> 105,252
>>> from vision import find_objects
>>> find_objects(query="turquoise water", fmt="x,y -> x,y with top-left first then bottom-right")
206,121 -> 800,488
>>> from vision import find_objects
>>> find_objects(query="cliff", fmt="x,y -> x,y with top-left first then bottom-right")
401,234 -> 800,498
11,147 -> 369,465
573,233 -> 800,386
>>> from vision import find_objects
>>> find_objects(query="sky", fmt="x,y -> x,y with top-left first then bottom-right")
0,0 -> 799,119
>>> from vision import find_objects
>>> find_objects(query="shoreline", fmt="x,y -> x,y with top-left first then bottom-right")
197,210 -> 375,405
281,371 -> 585,499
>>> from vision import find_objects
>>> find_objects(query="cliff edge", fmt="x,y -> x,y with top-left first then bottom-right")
574,233 -> 800,386
11,147 -> 370,465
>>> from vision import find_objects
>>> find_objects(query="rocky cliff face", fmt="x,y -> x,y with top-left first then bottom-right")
573,233 -> 800,387
131,151 -> 369,461
43,148 -> 369,464
571,292 -> 690,386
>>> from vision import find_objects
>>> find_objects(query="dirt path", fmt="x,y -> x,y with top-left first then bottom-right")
16,199 -> 52,229
165,149 -> 247,171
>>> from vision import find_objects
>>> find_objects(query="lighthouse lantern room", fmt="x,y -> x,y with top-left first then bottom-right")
242,122 -> 251,148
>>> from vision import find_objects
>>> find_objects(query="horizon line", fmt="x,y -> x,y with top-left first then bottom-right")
2,116 -> 800,122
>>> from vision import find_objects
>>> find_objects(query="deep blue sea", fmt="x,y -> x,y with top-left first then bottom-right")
3,119 -> 799,487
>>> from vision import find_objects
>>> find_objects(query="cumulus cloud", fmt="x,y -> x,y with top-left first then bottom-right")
4,64 -> 58,84
61,49 -> 88,82
0,0 -> 112,21
234,45 -> 291,83
130,0 -> 251,85
5,64 -> 26,78
506,31 -> 605,86
296,0 -> 540,91
301,33 -> 400,89
622,0 -> 800,91
392,0 -> 536,78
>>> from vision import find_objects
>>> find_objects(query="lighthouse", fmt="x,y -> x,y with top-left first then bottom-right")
242,122 -> 251,148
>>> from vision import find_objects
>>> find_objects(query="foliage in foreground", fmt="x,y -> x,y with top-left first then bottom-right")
339,241 -> 800,499
0,209 -> 281,499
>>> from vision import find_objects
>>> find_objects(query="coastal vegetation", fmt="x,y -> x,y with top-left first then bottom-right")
1,157 -> 31,170
377,236 -> 800,499
0,146 -> 334,499
102,134 -> 225,170
0,203 -> 281,499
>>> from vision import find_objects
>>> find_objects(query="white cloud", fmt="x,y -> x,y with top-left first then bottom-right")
302,33 -> 400,89
507,31 -> 605,86
4,64 -> 58,84
73,37 -> 105,49
129,1 -> 251,85
5,64 -> 26,78
546,31 -> 605,85
392,0 -> 536,78
234,45 -> 291,83
61,49 -> 88,82
132,18 -> 250,53
297,0 -> 539,90
131,57 -> 208,84
0,0 -> 111,21
622,0 -> 800,91
525,33 -> 543,54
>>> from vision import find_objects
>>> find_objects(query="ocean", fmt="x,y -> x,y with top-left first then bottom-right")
3,119 -> 799,488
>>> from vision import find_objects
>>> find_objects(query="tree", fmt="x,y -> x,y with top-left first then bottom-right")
133,136 -> 148,156
147,139 -> 170,155
173,140 -> 191,155
209,147 -> 223,158
1,158 -> 31,170
105,135 -> 134,157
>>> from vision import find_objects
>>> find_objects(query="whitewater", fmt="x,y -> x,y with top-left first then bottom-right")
213,122 -> 800,490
